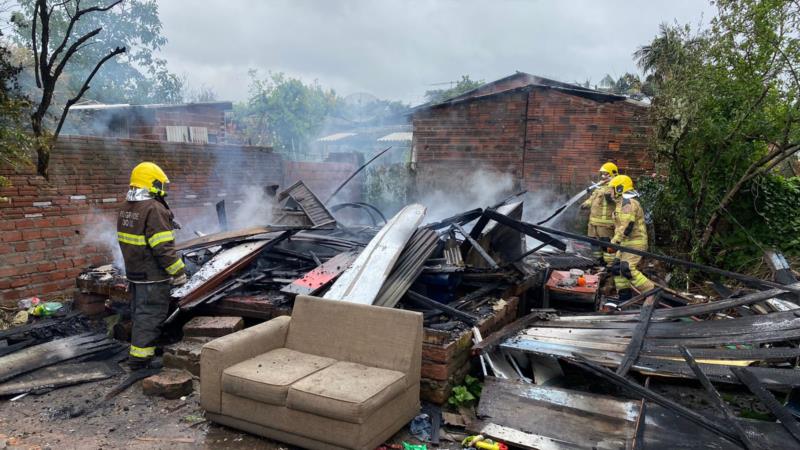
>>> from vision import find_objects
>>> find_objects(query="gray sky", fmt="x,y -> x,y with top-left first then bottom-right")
157,0 -> 713,106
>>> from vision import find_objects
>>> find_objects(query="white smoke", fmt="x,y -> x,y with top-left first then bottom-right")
419,169 -> 516,223
230,185 -> 277,229
81,209 -> 125,272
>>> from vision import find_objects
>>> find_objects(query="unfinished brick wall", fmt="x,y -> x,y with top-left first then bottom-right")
411,87 -> 653,197
0,136 -> 282,306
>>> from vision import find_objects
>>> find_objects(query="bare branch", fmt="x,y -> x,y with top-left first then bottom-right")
51,27 -> 102,83
49,0 -> 122,67
54,46 -> 126,138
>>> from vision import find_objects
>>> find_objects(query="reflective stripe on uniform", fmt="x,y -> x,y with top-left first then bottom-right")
165,258 -> 185,275
589,217 -> 614,225
614,275 -> 631,290
621,239 -> 647,247
147,230 -> 175,248
129,345 -> 155,358
117,232 -> 146,246
631,272 -> 653,289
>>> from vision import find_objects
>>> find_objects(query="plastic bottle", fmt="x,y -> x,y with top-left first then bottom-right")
17,296 -> 41,309
29,302 -> 63,317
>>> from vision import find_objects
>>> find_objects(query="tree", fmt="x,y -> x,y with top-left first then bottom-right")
233,71 -> 338,159
16,0 -> 126,178
424,75 -> 484,104
636,0 -> 800,268
0,28 -> 32,190
11,0 -> 181,104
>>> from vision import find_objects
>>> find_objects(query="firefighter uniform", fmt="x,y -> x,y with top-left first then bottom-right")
609,175 -> 655,300
117,162 -> 185,368
581,162 -> 618,264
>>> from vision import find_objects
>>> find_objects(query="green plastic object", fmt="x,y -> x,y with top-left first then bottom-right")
402,442 -> 427,450
29,302 -> 63,317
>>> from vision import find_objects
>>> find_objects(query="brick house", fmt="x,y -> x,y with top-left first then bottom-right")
410,72 -> 653,195
62,101 -> 233,144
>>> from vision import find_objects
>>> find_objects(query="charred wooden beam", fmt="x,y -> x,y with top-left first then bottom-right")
731,367 -> 800,446
453,223 -> 499,269
617,293 -> 660,376
406,290 -> 479,325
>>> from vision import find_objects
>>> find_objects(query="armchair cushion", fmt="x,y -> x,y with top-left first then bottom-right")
222,348 -> 335,406
286,361 -> 407,424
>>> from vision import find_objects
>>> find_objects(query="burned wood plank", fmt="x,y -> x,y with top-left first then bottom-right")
472,310 -> 553,355
617,293 -> 660,376
281,250 -> 358,296
565,354 -> 742,445
0,361 -> 118,396
731,366 -> 800,446
615,287 -> 662,310
0,333 -> 120,383
475,377 -> 639,449
104,367 -> 161,400
453,223 -> 499,269
406,291 -> 479,325
452,281 -> 505,309
424,208 -> 482,230
215,200 -> 228,231
680,347 -> 759,450
175,227 -> 289,252
481,208 -> 567,251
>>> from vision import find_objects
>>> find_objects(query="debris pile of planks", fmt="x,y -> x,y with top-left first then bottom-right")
463,213 -> 800,449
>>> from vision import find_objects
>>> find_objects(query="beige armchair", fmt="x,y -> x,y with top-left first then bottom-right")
200,295 -> 423,450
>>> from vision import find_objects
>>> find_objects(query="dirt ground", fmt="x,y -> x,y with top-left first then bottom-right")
0,370 -> 465,450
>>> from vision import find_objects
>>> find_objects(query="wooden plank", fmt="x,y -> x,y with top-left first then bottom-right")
175,227 -> 280,252
453,223 -> 499,269
617,294 -> 660,376
679,347 -> 759,450
566,354 -> 742,445
326,204 -> 426,304
475,377 -> 638,449
731,366 -> 800,446
406,291 -> 479,325
281,250 -> 358,296
0,362 -> 117,396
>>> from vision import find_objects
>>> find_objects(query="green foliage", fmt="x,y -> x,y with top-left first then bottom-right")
447,375 -> 482,407
424,75 -> 484,104
233,71 -> 338,159
365,164 -> 412,216
11,0 -> 182,104
0,28 -> 33,187
635,0 -> 800,270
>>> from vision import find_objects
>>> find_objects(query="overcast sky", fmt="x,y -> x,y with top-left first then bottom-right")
157,0 -> 713,106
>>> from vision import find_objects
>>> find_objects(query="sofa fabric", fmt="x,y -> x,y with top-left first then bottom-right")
223,348 -> 335,406
287,361 -> 407,424
201,315 -> 291,414
200,295 -> 423,450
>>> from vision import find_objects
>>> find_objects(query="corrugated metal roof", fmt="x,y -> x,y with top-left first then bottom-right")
377,132 -> 413,142
317,132 -> 357,142
69,101 -> 233,111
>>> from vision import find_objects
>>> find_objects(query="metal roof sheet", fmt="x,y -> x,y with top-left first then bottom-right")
317,132 -> 357,142
377,132 -> 413,142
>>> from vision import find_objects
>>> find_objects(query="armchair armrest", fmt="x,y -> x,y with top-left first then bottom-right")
200,315 -> 291,413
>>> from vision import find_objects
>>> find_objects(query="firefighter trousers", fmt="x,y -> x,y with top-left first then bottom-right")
129,280 -> 172,360
587,224 -> 615,264
613,245 -> 656,293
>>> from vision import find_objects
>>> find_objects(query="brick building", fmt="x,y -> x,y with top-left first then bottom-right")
0,137 -> 360,305
410,72 -> 653,195
63,101 -> 233,144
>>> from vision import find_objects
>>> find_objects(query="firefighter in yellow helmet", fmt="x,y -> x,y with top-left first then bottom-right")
608,175 -> 655,301
117,162 -> 186,370
580,162 -> 618,264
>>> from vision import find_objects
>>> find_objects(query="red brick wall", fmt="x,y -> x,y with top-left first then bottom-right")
411,90 -> 528,194
411,87 -> 653,196
0,136 -> 282,306
524,89 -> 652,191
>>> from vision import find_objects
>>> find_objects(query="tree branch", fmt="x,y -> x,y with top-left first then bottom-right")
48,0 -> 122,68
51,27 -> 102,83
31,0 -> 40,88
54,46 -> 126,138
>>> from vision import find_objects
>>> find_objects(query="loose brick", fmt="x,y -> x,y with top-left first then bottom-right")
141,370 -> 193,399
182,316 -> 244,338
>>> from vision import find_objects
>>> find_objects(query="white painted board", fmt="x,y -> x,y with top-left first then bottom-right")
325,204 -> 426,304
170,240 -> 269,298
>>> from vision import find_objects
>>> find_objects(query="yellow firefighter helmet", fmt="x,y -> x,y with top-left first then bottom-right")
609,174 -> 634,196
130,162 -> 169,197
599,162 -> 619,177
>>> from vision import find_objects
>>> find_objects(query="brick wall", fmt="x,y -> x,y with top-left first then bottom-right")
411,90 -> 528,195
0,136 -> 283,306
411,87 -> 653,197
524,89 -> 652,191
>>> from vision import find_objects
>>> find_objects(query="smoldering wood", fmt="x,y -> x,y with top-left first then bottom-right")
731,366 -> 800,445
